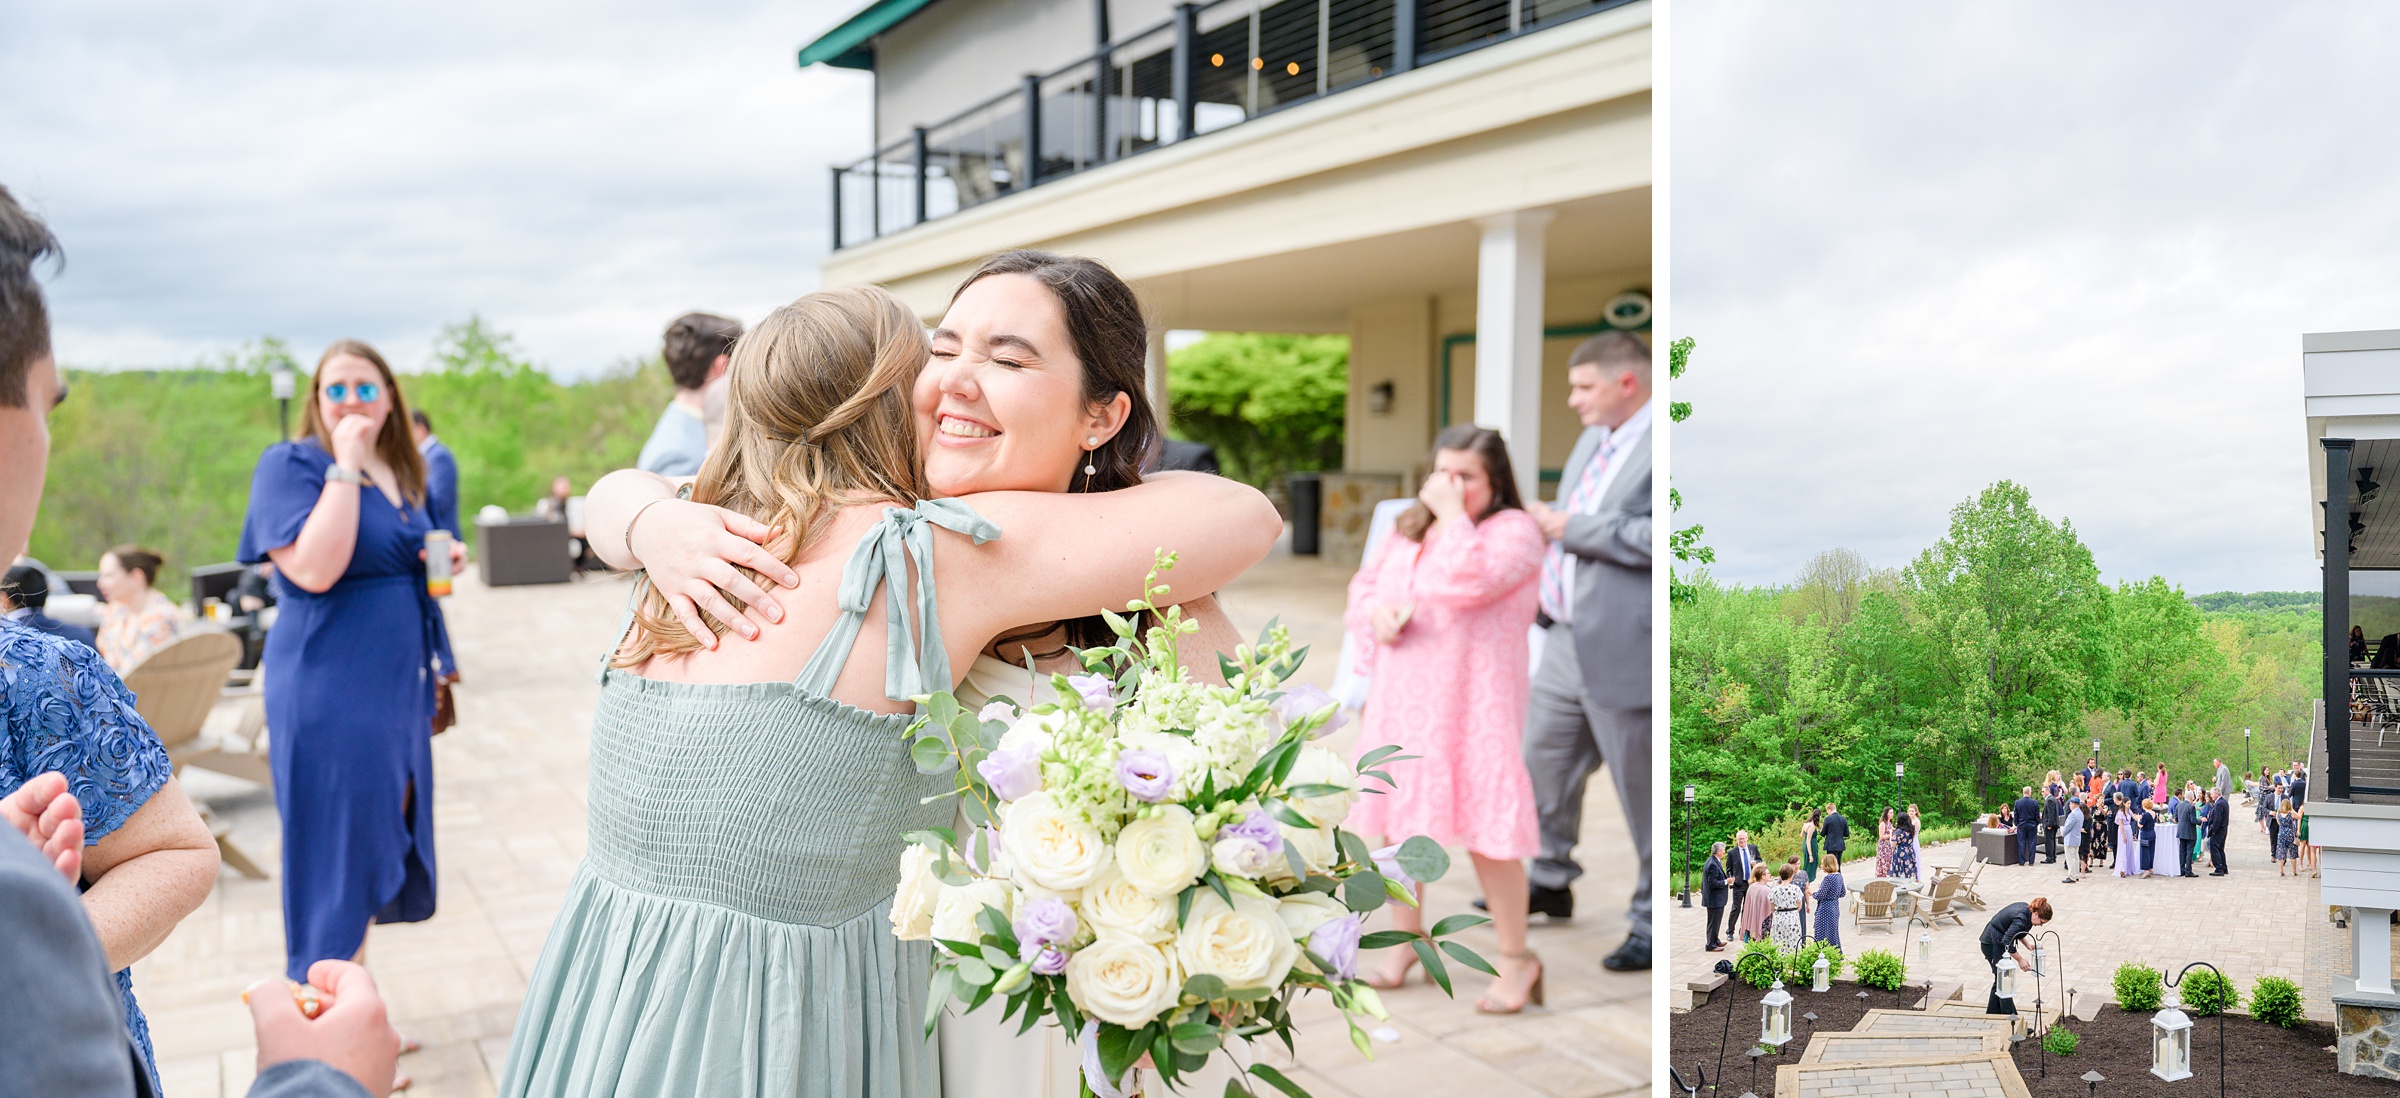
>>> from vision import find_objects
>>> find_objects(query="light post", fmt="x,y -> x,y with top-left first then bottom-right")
2028,929 -> 2067,1079
1682,784 -> 1697,908
2161,961 -> 2226,1098
1894,762 -> 1906,809
2244,728 -> 2252,781
2093,739 -> 2102,780
271,364 -> 296,440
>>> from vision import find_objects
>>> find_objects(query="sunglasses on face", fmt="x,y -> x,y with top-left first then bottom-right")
323,382 -> 382,403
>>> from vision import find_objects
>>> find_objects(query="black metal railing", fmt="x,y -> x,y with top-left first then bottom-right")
830,0 -> 1634,249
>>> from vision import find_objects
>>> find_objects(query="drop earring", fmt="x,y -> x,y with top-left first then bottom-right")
1084,436 -> 1099,477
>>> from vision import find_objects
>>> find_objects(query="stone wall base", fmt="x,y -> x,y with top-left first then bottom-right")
2335,995 -> 2400,1078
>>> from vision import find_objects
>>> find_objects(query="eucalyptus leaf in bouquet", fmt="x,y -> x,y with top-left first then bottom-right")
888,552 -> 1493,1096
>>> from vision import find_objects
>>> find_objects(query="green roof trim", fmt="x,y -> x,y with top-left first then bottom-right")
796,0 -> 938,70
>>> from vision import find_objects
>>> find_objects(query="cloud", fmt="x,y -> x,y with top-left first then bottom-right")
0,0 -> 872,377
1671,1 -> 2400,594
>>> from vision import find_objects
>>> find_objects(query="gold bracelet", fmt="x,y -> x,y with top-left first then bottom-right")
624,497 -> 672,562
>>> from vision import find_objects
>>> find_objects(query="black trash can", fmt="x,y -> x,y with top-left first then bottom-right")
1288,473 -> 1322,556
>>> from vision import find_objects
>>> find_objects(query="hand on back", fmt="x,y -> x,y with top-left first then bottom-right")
0,771 -> 84,882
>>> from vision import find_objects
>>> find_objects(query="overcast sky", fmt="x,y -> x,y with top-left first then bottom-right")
1,1 -> 871,377
1671,3 -> 2400,595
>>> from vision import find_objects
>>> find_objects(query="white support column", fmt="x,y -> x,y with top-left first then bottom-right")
1474,209 -> 1553,500
1146,326 -> 1170,432
2360,907 -> 2396,997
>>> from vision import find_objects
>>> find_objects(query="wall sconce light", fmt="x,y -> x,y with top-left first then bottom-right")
1368,381 -> 1395,416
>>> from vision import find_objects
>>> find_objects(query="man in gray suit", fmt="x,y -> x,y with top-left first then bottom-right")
1523,331 -> 1654,971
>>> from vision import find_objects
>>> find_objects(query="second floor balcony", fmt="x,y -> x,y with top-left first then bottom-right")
822,0 -> 1628,249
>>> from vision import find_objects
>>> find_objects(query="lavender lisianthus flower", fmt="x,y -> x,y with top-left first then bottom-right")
1116,749 -> 1177,803
976,745 -> 1043,802
1273,683 -> 1347,737
1024,942 -> 1070,976
1309,913 -> 1365,981
1065,673 -> 1116,709
1370,844 -> 1415,890
960,825 -> 1007,875
1013,896 -> 1079,947
1219,810 -> 1284,852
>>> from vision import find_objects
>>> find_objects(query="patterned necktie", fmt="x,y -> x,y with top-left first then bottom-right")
1538,437 -> 1611,622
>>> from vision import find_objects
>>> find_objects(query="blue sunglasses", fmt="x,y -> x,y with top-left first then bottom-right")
324,381 -> 382,403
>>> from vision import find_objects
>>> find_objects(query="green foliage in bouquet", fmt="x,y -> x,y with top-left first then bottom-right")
1732,939 -> 1781,989
2249,975 -> 2303,1028
2178,967 -> 2239,1018
2041,1023 -> 2078,1056
1852,949 -> 1907,991
2112,963 -> 2163,1012
1782,940 -> 1842,987
891,553 -> 1496,1098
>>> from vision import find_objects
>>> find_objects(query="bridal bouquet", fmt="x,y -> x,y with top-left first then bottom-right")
889,552 -> 1491,1097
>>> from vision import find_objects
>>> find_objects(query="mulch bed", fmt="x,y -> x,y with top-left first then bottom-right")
1667,976 -> 1925,1094
1670,979 -> 2397,1096
2023,1005 -> 2384,1097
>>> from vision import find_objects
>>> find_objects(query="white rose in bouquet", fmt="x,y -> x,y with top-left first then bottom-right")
1065,934 -> 1184,1027
931,877 -> 1016,948
1273,891 -> 1350,940
1174,892 -> 1301,992
1115,805 -> 1209,896
1081,866 -> 1177,943
1284,745 -> 1358,827
1278,821 -> 1336,874
998,709 -> 1066,756
1003,792 -> 1113,891
1210,836 -> 1279,880
890,843 -> 942,941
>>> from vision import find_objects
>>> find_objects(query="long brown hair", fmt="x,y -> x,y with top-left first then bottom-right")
301,340 -> 427,506
615,286 -> 931,666
1394,424 -> 1524,543
951,250 -> 1161,655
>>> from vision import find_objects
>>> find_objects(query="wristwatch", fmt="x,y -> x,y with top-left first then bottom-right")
327,465 -> 366,485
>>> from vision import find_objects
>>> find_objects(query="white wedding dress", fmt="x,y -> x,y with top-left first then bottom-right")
940,654 -> 1246,1098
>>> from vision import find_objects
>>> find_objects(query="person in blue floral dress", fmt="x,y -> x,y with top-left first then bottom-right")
1,619 -> 220,1095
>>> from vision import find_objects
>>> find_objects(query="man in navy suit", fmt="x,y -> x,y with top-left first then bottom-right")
1,564 -> 92,648
2171,791 -> 2200,877
410,410 -> 460,539
1702,843 -> 1730,951
2205,791 -> 2231,875
2012,787 -> 2040,865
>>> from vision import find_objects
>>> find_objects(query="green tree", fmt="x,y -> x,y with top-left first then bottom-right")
1902,481 -> 2108,805
1164,333 -> 1346,489
2098,576 -> 2234,769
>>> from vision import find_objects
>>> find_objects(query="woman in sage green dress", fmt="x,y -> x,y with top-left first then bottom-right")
583,251 -> 1251,1098
500,285 -> 1280,1098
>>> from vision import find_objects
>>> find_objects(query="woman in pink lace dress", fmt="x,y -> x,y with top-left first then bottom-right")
1346,424 -> 1546,1013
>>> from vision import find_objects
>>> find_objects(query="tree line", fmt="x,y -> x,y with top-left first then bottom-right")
1669,480 -> 2320,871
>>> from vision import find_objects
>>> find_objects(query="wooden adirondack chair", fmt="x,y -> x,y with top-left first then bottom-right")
1852,879 -> 1900,934
121,630 -> 268,879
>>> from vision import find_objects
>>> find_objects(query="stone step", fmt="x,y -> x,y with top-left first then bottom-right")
1687,972 -> 1728,1009
1919,980 -> 1963,1008
1774,1052 -> 2031,1098
1796,1031 -> 2009,1066
1852,1009 -> 2015,1038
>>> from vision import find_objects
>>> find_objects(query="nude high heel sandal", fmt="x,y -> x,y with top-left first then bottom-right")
1476,950 -> 1544,1014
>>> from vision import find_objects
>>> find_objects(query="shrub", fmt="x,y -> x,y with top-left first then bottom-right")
2041,1023 -> 2078,1056
1734,939 -> 1783,989
2250,976 -> 2304,1028
2112,963 -> 2163,1012
1784,940 -> 1845,986
1854,949 -> 1907,991
2178,967 -> 2239,1017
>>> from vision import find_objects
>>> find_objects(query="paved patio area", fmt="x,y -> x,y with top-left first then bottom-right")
139,541 -> 1647,1097
1667,810 -> 2316,1026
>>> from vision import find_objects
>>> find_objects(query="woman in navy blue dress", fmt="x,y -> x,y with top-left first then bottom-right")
240,340 -> 455,990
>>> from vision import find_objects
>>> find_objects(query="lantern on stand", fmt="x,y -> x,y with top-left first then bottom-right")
1811,953 -> 1830,993
1918,930 -> 1933,964
2033,941 -> 2049,978
1994,953 -> 2019,1001
1760,979 -> 1794,1049
2150,989 -> 2193,1081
